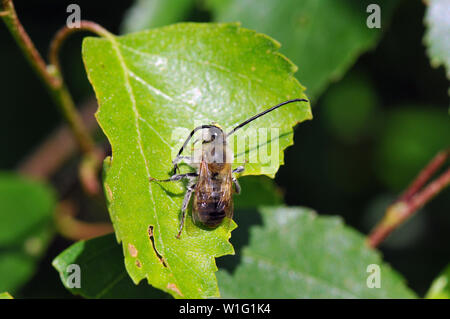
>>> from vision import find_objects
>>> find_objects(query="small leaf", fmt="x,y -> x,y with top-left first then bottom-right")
424,0 -> 450,79
217,206 -> 417,298
0,172 -> 55,246
426,264 -> 450,299
0,172 -> 55,293
52,234 -> 170,298
83,22 -> 311,298
0,292 -> 13,299
208,0 -> 399,99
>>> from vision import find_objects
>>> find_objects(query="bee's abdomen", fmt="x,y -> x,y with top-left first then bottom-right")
195,191 -> 226,228
199,209 -> 226,228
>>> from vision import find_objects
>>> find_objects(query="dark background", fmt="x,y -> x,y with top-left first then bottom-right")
0,0 -> 448,297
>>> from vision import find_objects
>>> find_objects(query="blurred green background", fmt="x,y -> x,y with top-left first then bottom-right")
0,0 -> 449,297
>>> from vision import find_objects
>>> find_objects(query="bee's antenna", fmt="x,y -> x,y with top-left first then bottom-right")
226,98 -> 308,137
172,124 -> 216,173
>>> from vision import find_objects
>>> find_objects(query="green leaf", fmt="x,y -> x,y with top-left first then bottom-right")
208,0 -> 399,99
426,264 -> 450,299
83,22 -> 311,298
52,177 -> 281,299
0,292 -> 13,299
424,0 -> 450,89
217,206 -> 417,298
52,234 -> 170,298
217,176 -> 283,272
0,173 -> 55,246
120,0 -> 196,34
0,172 -> 55,293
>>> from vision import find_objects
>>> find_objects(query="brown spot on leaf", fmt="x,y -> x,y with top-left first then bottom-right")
135,259 -> 142,268
105,183 -> 113,201
148,225 -> 167,267
167,283 -> 183,296
128,243 -> 138,257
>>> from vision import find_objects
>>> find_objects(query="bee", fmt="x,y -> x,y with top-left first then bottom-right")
150,99 -> 308,238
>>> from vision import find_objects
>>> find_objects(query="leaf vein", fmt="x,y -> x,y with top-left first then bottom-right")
108,37 -> 166,255
107,35 -> 186,293
94,272 -> 127,298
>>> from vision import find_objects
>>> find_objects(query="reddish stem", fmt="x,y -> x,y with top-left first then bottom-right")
48,21 -> 112,74
408,168 -> 450,213
1,0 -> 58,87
46,21 -> 113,196
367,150 -> 450,248
399,149 -> 449,201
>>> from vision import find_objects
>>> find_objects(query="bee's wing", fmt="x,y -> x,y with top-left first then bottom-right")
187,160 -> 209,235
195,162 -> 235,233
217,167 -> 234,232
196,160 -> 211,189
191,160 -> 210,225
217,165 -> 233,212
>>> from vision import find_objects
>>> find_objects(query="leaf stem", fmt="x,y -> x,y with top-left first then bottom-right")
47,21 -> 113,196
367,149 -> 450,248
399,149 -> 449,201
48,21 -> 112,73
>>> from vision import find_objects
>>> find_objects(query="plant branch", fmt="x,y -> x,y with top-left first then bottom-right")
1,0 -> 57,87
1,1 -> 117,197
367,149 -> 450,248
1,0 -> 97,155
407,168 -> 450,212
399,149 -> 449,201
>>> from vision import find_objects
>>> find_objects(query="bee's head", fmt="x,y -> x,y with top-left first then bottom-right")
201,124 -> 229,164
202,124 -> 225,144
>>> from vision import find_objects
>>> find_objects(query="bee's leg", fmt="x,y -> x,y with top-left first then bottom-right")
231,164 -> 245,194
171,156 -> 194,173
232,176 -> 241,194
150,172 -> 198,182
232,165 -> 245,174
176,182 -> 196,239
